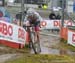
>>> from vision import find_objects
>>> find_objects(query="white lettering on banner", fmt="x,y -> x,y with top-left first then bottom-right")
72,34 -> 75,43
0,21 -> 25,45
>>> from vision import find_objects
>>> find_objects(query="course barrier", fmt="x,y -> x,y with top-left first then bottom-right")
0,21 -> 26,48
40,20 -> 74,30
60,26 -> 75,47
60,27 -> 68,40
40,19 -> 75,47
68,27 -> 75,47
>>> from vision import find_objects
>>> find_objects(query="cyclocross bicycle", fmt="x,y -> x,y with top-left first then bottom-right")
23,25 -> 41,54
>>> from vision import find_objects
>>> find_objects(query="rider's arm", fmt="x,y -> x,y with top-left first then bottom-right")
24,15 -> 28,22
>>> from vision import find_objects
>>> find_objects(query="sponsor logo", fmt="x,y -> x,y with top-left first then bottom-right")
0,22 -> 13,36
18,28 -> 25,39
72,34 -> 75,43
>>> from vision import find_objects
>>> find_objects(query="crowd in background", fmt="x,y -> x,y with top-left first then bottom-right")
0,6 -> 61,27
0,7 -> 13,23
49,11 -> 61,20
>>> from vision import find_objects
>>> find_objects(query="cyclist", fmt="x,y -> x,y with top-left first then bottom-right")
24,9 -> 41,44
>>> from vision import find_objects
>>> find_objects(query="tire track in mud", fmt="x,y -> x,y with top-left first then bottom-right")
40,34 -> 60,54
0,54 -> 18,63
31,31 -> 60,54
40,31 -> 75,55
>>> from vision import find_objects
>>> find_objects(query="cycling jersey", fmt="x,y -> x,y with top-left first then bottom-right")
24,12 -> 41,27
24,13 -> 41,31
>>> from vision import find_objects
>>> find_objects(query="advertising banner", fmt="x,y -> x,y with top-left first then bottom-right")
41,20 -> 74,30
68,30 -> 75,47
0,21 -> 25,45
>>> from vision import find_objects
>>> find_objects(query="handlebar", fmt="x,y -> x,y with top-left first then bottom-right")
23,25 -> 34,32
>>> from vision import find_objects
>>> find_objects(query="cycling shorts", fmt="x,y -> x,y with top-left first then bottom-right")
30,21 -> 40,31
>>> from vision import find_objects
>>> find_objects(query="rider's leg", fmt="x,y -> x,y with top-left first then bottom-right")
36,31 -> 40,42
34,26 -> 40,42
35,26 -> 41,52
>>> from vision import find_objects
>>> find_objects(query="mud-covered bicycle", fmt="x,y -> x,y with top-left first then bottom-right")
23,25 -> 41,54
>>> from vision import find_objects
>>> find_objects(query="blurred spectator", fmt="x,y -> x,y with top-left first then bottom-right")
42,4 -> 48,9
16,11 -> 27,20
16,12 -> 22,21
49,12 -> 56,20
56,14 -> 61,19
15,11 -> 27,26
38,5 -> 42,8
0,7 -> 13,23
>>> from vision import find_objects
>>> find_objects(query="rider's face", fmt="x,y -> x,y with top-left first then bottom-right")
28,16 -> 33,19
28,15 -> 36,21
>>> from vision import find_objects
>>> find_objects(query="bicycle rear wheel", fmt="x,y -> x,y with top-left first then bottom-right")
34,42 -> 41,53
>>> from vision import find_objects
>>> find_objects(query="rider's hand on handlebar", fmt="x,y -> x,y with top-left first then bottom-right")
24,21 -> 30,26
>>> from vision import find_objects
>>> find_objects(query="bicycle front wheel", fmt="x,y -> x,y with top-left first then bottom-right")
31,32 -> 41,54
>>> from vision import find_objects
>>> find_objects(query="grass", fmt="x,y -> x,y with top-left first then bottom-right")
4,44 -> 75,63
0,44 -> 30,54
5,54 -> 75,63
47,38 -> 75,54
0,39 -> 75,63
59,38 -> 75,52
2,43 -> 75,63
